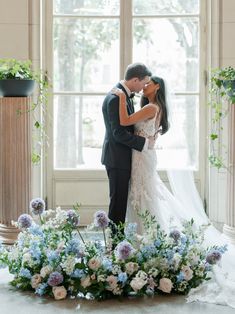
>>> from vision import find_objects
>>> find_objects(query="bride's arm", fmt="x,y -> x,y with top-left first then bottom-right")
112,88 -> 157,126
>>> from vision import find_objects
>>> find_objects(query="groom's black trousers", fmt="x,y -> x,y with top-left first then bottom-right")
106,167 -> 131,226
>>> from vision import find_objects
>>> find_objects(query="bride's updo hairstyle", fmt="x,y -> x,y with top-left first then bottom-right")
140,76 -> 169,135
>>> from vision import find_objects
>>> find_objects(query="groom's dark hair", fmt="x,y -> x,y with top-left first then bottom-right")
125,63 -> 152,81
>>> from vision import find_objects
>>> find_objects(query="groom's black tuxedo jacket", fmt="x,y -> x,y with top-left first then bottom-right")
101,83 -> 145,170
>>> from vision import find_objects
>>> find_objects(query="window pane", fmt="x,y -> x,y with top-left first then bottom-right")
54,0 -> 120,15
133,0 -> 199,15
54,18 -> 119,92
133,18 -> 199,92
54,95 -> 104,169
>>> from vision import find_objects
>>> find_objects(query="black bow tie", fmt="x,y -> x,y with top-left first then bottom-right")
129,92 -> 135,98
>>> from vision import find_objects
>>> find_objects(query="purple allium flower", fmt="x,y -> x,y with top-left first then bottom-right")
169,229 -> 181,241
18,214 -> 33,229
206,250 -> 222,265
94,210 -> 109,228
66,209 -> 80,227
47,271 -> 64,287
30,198 -> 45,215
115,241 -> 134,260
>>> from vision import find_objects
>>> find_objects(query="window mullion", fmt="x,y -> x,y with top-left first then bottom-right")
120,0 -> 132,78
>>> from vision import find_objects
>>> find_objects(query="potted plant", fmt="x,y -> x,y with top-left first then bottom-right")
209,66 -> 235,169
0,58 -> 50,164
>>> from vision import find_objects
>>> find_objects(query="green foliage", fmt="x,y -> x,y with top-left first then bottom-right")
209,66 -> 235,169
0,58 -> 50,164
0,59 -> 34,80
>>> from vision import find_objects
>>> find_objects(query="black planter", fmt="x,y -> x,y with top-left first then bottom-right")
222,80 -> 235,98
0,79 -> 35,97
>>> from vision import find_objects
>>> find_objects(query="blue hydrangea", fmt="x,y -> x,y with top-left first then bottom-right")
102,257 -> 112,271
47,250 -> 60,265
35,283 -> 48,296
118,272 -> 128,284
29,240 -> 41,262
71,269 -> 86,279
65,237 -> 81,255
217,244 -> 228,254
136,252 -> 144,263
181,235 -> 187,245
176,271 -> 185,282
141,244 -> 156,259
124,223 -> 137,240
177,244 -> 186,255
154,239 -> 162,248
28,224 -> 44,239
166,250 -> 174,262
19,268 -> 32,279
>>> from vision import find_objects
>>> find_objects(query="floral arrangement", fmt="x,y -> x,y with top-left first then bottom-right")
0,199 -> 227,300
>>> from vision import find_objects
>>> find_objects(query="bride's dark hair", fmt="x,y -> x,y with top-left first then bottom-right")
140,76 -> 169,135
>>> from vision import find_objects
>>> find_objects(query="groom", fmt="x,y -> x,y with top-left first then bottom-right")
101,62 -> 152,232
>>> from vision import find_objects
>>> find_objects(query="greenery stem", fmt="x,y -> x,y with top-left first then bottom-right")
103,228 -> 107,251
78,229 -> 85,244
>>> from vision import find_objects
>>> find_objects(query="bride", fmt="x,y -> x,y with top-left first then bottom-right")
112,76 -> 193,232
112,76 -> 235,309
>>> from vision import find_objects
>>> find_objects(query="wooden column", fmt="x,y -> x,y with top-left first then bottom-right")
0,97 -> 31,244
223,103 -> 235,244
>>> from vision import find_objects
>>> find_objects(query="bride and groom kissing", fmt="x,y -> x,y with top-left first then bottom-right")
101,62 -> 169,235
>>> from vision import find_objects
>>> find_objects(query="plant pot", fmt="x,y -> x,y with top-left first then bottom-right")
222,80 -> 235,98
0,79 -> 35,97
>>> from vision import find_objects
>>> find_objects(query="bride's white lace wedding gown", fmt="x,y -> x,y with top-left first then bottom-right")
127,114 -> 191,232
126,115 -> 235,309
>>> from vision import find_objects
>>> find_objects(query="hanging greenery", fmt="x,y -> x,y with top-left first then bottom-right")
209,66 -> 235,169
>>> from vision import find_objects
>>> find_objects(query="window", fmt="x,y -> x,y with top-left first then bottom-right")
52,0 -> 202,170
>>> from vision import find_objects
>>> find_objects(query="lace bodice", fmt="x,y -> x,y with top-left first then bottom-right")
134,115 -> 159,137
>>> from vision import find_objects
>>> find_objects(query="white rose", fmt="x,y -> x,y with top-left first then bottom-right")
61,256 -> 76,275
81,276 -> 91,288
189,253 -> 200,265
130,277 -> 146,292
106,275 -> 118,291
136,270 -> 148,281
173,253 -> 181,269
31,274 -> 42,289
158,278 -> 173,293
52,286 -> 67,300
149,268 -> 159,277
97,275 -> 106,282
181,265 -> 193,281
40,265 -> 53,278
125,262 -> 139,275
112,265 -> 122,275
22,252 -> 32,264
88,257 -> 101,271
